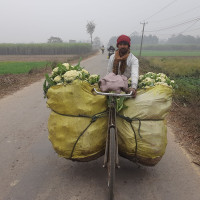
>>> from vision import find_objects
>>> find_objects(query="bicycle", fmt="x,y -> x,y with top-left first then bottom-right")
93,88 -> 133,200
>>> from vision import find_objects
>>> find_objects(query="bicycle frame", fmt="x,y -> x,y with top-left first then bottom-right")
93,88 -> 132,199
93,88 -> 133,165
93,88 -> 132,166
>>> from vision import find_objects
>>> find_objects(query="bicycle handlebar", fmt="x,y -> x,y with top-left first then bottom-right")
93,88 -> 133,97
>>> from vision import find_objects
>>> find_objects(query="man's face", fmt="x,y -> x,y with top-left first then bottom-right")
118,42 -> 129,54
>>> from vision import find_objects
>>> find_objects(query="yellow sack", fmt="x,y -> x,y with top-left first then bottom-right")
47,80 -> 107,116
122,85 -> 172,119
47,80 -> 108,161
117,85 -> 172,166
48,112 -> 107,161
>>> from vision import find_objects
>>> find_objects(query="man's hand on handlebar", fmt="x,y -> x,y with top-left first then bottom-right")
125,88 -> 137,98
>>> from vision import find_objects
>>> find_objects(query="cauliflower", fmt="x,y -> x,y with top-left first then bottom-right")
157,73 -> 166,78
54,75 -> 62,83
146,72 -> 154,75
63,70 -> 80,81
139,75 -> 144,80
155,82 -> 168,87
160,77 -> 166,82
144,77 -> 155,83
62,63 -> 70,70
88,74 -> 99,84
156,77 -> 162,82
82,69 -> 89,74
137,72 -> 175,89
89,74 -> 98,78
52,67 -> 59,73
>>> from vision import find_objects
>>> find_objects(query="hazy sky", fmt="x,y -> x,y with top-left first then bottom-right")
0,0 -> 200,44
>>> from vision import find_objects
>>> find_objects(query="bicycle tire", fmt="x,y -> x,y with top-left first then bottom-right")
108,127 -> 116,200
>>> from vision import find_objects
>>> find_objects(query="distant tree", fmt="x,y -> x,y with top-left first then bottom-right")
93,37 -> 101,48
107,36 -> 118,47
166,34 -> 199,44
86,21 -> 96,45
47,36 -> 63,43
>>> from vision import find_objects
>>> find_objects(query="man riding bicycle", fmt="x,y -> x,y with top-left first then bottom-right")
101,45 -> 105,54
107,35 -> 139,98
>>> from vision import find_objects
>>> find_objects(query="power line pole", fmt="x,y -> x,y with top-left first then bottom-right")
139,21 -> 148,58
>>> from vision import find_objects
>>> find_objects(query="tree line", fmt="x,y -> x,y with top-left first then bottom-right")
0,43 -> 92,55
167,34 -> 200,44
108,34 -> 200,47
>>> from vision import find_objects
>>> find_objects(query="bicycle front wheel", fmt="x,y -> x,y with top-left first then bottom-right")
108,127 -> 116,200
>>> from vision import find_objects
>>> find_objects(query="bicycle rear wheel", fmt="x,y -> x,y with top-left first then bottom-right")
108,127 -> 116,200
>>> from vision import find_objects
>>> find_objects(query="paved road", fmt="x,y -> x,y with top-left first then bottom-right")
0,53 -> 200,200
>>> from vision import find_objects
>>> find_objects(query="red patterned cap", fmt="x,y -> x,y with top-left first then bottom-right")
117,35 -> 131,46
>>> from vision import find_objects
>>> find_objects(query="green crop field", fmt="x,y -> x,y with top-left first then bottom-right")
0,61 -> 48,74
132,50 -> 200,57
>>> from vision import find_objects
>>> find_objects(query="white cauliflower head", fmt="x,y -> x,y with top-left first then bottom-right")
52,67 -> 59,73
63,70 -> 80,81
62,63 -> 70,70
54,75 -> 62,83
82,69 -> 89,74
89,74 -> 98,78
139,75 -> 144,80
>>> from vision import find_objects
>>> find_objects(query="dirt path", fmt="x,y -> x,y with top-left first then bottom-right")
0,53 -> 200,200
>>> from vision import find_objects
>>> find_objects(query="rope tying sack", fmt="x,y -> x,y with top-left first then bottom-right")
117,113 -> 162,162
51,109 -> 108,159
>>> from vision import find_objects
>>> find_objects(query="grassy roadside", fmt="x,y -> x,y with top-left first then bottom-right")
139,57 -> 200,164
